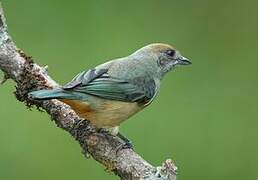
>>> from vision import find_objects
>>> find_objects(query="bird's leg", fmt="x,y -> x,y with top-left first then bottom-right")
109,126 -> 133,149
97,128 -> 119,146
98,128 -> 133,150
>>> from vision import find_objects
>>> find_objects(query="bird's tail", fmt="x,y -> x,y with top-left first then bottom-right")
28,89 -> 77,100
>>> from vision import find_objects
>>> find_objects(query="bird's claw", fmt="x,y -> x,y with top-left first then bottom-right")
121,141 -> 133,149
97,128 -> 110,134
97,129 -> 133,153
115,141 -> 134,154
115,132 -> 133,153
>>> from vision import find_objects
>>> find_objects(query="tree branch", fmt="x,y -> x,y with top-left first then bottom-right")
0,4 -> 177,180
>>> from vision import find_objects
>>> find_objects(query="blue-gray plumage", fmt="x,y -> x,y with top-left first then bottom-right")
29,43 -> 191,135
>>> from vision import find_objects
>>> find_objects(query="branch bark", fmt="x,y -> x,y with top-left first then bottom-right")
0,4 -> 177,180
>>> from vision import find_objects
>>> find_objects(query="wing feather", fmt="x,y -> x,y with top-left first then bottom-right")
62,68 -> 156,104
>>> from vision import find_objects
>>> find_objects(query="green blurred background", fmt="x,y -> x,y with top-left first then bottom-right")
0,0 -> 257,179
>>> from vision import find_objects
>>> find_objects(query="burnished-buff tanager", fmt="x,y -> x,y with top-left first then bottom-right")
29,43 -> 191,144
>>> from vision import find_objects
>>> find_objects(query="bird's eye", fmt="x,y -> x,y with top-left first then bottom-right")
165,49 -> 176,57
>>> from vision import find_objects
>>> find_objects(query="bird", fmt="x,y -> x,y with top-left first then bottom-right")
28,43 -> 191,147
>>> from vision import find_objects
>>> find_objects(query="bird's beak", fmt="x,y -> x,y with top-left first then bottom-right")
175,55 -> 192,65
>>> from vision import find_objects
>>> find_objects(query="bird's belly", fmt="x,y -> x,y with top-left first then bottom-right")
62,99 -> 141,128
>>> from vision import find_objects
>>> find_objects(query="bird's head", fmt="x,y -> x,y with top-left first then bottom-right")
132,43 -> 191,78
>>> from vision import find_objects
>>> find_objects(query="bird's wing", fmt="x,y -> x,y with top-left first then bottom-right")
63,68 -> 109,89
62,68 -> 156,104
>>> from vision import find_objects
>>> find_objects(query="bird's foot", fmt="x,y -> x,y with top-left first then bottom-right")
117,132 -> 133,149
97,128 -> 110,134
97,128 -> 133,152
116,132 -> 134,153
121,141 -> 133,149
97,128 -> 119,146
